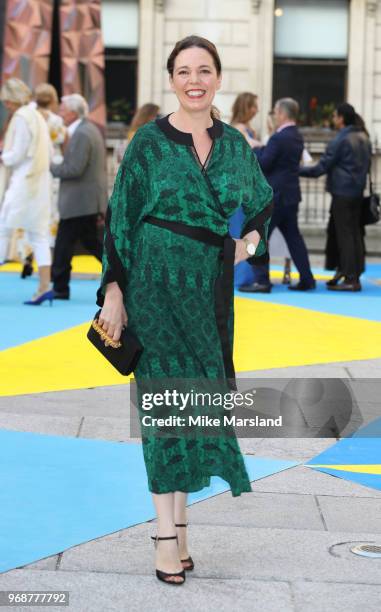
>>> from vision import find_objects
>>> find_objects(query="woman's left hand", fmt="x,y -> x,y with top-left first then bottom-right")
233,239 -> 249,265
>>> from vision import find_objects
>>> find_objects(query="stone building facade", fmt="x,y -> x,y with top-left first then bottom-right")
0,0 -> 379,242
138,0 -> 381,144
134,0 -> 381,247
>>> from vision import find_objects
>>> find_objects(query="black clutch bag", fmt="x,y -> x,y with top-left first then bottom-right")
87,310 -> 143,375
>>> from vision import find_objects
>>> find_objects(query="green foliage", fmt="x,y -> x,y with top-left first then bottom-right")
300,102 -> 336,127
107,99 -> 131,123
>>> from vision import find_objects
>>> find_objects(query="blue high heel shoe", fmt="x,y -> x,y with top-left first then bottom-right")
24,290 -> 54,306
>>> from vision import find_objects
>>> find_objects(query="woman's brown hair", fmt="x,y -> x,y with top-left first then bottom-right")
127,103 -> 160,140
231,92 -> 258,125
167,35 -> 222,76
167,35 -> 222,120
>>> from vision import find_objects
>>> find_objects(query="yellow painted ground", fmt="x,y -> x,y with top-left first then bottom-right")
1,298 -> 381,396
307,464 -> 381,475
234,296 -> 381,371
1,256 -> 331,280
0,321 -> 134,396
270,270 -> 330,280
1,256 -> 102,275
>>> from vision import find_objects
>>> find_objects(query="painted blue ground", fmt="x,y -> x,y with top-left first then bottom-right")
306,418 -> 381,491
1,261 -> 381,351
0,273 -> 98,350
0,429 -> 299,573
360,263 -> 381,279
239,262 -> 381,281
235,277 -> 381,322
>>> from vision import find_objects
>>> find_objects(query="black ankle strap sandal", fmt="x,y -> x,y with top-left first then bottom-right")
175,523 -> 194,571
150,534 -> 186,585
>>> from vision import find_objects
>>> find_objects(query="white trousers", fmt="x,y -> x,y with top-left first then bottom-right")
0,225 -> 51,267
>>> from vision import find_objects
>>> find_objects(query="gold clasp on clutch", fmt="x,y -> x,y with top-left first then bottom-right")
92,319 -> 122,349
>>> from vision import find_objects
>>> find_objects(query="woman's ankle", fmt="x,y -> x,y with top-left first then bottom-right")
37,285 -> 50,295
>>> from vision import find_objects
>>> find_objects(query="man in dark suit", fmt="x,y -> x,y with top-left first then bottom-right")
50,94 -> 108,299
239,98 -> 315,293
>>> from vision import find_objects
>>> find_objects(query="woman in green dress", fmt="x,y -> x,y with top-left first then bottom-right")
96,36 -> 273,585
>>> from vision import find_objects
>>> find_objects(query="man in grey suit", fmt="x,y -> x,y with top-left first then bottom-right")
50,94 -> 108,299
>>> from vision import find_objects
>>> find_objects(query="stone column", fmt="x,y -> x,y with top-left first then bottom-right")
347,0 -> 380,137
248,0 -> 274,138
347,0 -> 365,113
371,0 -> 381,142
152,0 -> 165,107
363,0 -> 378,135
138,0 -> 155,105
138,0 -> 168,107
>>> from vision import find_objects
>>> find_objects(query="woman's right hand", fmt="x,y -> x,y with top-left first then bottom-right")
98,282 -> 128,342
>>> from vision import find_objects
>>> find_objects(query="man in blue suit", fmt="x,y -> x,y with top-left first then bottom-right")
239,98 -> 315,293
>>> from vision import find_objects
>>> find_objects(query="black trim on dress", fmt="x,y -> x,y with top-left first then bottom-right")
155,113 -> 224,145
240,200 -> 274,265
96,206 -> 126,307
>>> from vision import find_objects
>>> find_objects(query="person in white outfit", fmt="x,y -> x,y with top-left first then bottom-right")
0,78 -> 53,305
19,84 -> 67,279
35,83 -> 67,244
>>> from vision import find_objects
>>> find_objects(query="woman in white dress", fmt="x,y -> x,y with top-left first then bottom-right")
35,83 -> 66,243
20,84 -> 67,279
0,78 -> 53,305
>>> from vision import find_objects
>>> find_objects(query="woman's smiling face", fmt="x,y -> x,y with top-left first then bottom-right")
169,46 -> 222,113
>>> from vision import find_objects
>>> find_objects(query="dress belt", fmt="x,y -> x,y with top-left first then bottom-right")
143,215 -> 237,391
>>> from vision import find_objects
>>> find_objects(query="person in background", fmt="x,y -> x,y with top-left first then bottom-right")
300,103 -> 371,291
264,110 -> 292,284
116,103 -> 160,163
240,97 -> 315,293
229,93 -> 266,288
20,83 -> 67,279
230,92 -> 262,148
127,102 -> 160,143
50,94 -> 107,300
263,109 -> 276,144
0,78 -> 53,305
265,109 -> 313,165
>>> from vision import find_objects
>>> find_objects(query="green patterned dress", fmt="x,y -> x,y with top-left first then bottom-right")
97,114 -> 273,497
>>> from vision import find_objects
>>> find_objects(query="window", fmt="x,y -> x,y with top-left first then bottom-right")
101,0 -> 139,124
273,0 -> 349,126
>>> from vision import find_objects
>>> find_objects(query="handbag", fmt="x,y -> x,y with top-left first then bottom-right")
87,310 -> 143,375
362,161 -> 380,225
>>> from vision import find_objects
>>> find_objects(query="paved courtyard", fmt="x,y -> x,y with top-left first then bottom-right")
0,358 -> 380,612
